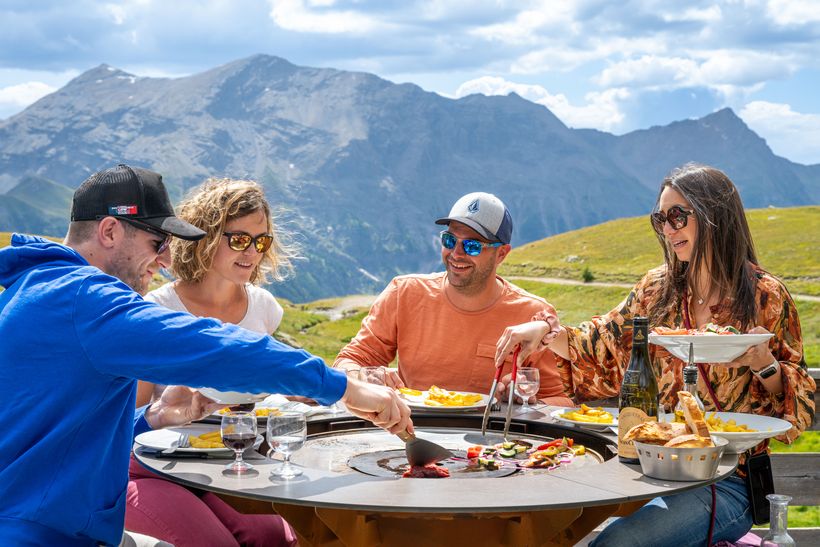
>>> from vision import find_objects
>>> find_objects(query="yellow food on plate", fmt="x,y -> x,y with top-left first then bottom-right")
425,385 -> 483,406
398,387 -> 423,397
704,412 -> 757,432
561,404 -> 614,424
677,411 -> 756,432
188,431 -> 225,449
217,407 -> 281,417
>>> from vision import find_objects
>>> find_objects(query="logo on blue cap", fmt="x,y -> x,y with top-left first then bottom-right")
467,199 -> 480,214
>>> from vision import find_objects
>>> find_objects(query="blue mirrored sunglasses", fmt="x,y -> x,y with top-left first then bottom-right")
440,231 -> 502,256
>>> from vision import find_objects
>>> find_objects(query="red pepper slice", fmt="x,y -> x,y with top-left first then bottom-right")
536,439 -> 563,450
467,445 -> 482,459
536,437 -> 574,451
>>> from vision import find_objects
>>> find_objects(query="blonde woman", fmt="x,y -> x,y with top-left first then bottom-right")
127,178 -> 298,547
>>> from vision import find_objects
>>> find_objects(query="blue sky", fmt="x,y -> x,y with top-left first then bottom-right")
1,0 -> 819,164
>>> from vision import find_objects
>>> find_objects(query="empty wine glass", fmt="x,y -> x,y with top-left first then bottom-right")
514,368 -> 540,413
267,412 -> 307,479
221,411 -> 258,475
360,366 -> 386,386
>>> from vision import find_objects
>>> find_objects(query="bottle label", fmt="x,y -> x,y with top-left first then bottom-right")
618,407 -> 658,459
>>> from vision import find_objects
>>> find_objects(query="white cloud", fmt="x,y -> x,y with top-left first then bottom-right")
103,3 -> 128,25
766,0 -> 820,26
595,50 -> 796,94
740,101 -> 820,164
455,76 -> 629,131
597,55 -> 698,88
0,81 -> 56,113
470,1 -> 579,46
660,5 -> 723,23
267,0 -> 383,34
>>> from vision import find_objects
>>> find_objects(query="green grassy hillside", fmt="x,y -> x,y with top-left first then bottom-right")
499,206 -> 820,295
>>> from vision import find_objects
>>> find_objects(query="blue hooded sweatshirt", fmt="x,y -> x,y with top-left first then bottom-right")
0,234 -> 346,545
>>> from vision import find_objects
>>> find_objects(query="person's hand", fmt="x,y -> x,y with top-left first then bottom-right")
495,320 -> 559,369
726,326 -> 775,370
341,378 -> 413,435
144,386 -> 226,429
494,373 -> 537,405
383,367 -> 405,389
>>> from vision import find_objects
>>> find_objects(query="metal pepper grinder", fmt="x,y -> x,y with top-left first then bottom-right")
676,343 -> 705,420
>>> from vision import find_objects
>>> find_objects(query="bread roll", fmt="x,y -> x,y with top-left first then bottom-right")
624,421 -> 688,444
678,391 -> 710,437
664,434 -> 714,448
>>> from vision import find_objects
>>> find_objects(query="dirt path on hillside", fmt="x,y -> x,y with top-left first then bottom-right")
507,275 -> 634,289
508,276 -> 820,302
318,295 -> 378,320
316,277 -> 818,319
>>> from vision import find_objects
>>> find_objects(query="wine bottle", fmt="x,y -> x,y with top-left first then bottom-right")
618,316 -> 659,463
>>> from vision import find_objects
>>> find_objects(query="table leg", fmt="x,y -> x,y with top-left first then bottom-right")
273,503 -> 344,547
274,504 -> 620,547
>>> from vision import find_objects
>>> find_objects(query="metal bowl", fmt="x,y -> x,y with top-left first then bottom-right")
633,437 -> 728,481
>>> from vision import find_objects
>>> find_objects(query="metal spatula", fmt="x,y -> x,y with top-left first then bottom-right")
396,430 -> 453,467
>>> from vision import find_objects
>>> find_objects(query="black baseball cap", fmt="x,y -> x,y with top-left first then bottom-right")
71,164 -> 205,240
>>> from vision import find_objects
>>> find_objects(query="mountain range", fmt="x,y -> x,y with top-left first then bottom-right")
1,54 -> 818,301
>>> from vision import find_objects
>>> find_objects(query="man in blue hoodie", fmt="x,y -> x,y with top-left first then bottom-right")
0,164 -> 412,546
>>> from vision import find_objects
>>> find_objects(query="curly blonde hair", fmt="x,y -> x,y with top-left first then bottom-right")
170,178 -> 296,285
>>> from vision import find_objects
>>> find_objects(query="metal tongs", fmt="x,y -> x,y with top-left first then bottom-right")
481,345 -> 520,440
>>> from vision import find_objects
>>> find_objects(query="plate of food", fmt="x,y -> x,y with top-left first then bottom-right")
196,388 -> 269,405
398,386 -> 490,411
134,424 -> 262,454
701,411 -> 793,454
550,405 -> 618,431
649,324 -> 772,363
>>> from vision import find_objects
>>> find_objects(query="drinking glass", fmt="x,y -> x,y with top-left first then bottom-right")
514,368 -> 540,413
267,412 -> 307,479
221,411 -> 258,475
360,366 -> 386,386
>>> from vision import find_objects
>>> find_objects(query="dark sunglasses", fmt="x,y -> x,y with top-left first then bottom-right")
440,231 -> 502,256
651,205 -> 695,233
222,232 -> 274,253
117,217 -> 172,255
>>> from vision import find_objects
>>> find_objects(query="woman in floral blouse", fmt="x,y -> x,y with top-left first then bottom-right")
495,163 -> 815,547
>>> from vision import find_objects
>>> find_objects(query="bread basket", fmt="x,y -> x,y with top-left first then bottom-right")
633,437 -> 728,481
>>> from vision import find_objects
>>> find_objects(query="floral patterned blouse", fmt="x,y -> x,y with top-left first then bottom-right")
556,264 -> 815,445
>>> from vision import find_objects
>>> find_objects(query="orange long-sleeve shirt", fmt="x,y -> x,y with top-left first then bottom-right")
334,272 -> 572,404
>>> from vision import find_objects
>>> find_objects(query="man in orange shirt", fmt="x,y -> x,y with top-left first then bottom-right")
334,192 -> 572,405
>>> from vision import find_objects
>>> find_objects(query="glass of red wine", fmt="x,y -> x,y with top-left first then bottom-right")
221,411 -> 258,475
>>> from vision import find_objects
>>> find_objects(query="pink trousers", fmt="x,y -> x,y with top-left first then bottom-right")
127,456 -> 297,547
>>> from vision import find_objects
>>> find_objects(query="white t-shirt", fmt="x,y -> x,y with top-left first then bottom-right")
143,282 -> 284,399
145,282 -> 283,334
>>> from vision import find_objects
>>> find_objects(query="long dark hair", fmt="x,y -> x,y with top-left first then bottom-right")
649,163 -> 759,329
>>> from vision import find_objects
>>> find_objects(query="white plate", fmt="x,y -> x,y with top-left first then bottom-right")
134,424 -> 262,454
211,401 -> 337,421
550,408 -> 618,431
648,333 -> 773,363
703,412 -> 793,454
196,388 -> 269,405
400,390 -> 490,411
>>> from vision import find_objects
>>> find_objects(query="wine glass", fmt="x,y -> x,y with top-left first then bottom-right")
267,412 -> 307,479
360,366 -> 386,386
514,368 -> 540,413
221,411 -> 258,475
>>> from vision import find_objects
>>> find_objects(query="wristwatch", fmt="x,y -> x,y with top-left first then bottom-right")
752,360 -> 779,379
